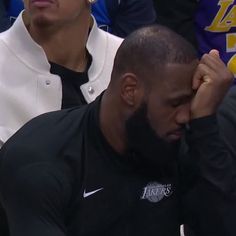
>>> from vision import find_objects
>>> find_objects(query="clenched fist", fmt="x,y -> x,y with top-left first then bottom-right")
191,49 -> 233,119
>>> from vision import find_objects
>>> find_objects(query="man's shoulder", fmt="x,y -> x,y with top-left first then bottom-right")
1,106 -> 88,158
0,105 -> 92,193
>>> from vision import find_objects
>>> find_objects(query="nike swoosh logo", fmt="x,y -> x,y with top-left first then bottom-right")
83,188 -> 103,198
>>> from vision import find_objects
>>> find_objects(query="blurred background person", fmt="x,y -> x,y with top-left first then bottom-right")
1,0 -> 157,38
92,0 -> 157,37
153,0 -> 236,83
0,0 -> 10,32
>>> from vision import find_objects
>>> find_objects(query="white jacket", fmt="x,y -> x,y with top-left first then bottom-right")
0,12 -> 123,146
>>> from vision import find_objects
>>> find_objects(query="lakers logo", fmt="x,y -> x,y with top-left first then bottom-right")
141,182 -> 173,203
205,0 -> 236,33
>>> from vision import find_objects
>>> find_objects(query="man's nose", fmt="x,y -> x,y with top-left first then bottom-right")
176,104 -> 191,125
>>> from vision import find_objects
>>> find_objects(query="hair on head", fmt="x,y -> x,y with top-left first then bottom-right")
111,25 -> 197,82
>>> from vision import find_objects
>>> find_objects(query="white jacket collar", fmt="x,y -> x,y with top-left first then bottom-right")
86,16 -> 107,82
1,11 -> 106,78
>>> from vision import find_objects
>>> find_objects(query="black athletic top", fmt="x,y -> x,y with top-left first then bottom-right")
0,55 -> 92,236
183,88 -> 236,236
0,95 -> 235,236
218,86 -> 236,159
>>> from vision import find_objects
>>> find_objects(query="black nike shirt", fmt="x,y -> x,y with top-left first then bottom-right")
0,53 -> 92,236
0,95 -> 235,236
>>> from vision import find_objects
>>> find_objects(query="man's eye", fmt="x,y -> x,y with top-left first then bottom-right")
171,100 -> 182,107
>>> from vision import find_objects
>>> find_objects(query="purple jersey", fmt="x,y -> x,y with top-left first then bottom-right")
195,0 -> 236,80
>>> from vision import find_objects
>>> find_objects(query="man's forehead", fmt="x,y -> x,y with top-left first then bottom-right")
164,61 -> 198,77
161,62 -> 197,86
153,62 -> 197,99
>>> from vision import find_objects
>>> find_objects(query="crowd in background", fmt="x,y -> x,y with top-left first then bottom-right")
1,0 -> 235,80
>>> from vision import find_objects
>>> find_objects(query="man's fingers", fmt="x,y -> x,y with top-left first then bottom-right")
200,53 -> 224,71
209,49 -> 220,58
192,63 -> 215,90
199,51 -> 233,86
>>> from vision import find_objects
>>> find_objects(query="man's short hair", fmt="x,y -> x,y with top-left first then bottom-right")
111,25 -> 197,82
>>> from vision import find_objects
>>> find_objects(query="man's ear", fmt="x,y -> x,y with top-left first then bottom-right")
120,73 -> 144,108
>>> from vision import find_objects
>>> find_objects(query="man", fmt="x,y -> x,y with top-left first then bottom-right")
0,25 -> 234,236
0,0 -> 122,147
92,0 -> 156,37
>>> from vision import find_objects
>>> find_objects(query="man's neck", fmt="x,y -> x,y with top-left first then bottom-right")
100,91 -> 127,154
24,13 -> 92,72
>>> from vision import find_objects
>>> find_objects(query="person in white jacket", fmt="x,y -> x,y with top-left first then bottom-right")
0,0 -> 123,147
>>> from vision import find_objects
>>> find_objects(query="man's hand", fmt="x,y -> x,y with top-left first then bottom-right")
191,49 -> 233,119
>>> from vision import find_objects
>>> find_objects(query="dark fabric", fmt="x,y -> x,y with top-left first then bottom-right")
153,0 -> 198,48
93,0 -> 156,37
108,0 -> 157,37
0,94 -> 235,236
0,202 -> 9,236
180,115 -> 236,236
49,54 -> 92,109
0,56 -> 92,236
0,1 -> 11,233
0,0 -> 10,32
218,86 -> 236,159
3,0 -> 9,9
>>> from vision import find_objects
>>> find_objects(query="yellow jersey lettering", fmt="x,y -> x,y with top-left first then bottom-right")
220,5 -> 236,29
227,33 -> 236,52
205,0 -> 235,32
228,54 -> 236,76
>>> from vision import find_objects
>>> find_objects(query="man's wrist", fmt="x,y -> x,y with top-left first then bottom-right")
188,114 -> 218,140
191,108 -> 216,119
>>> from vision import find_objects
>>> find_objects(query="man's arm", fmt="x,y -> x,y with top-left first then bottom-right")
218,87 -> 236,159
0,158 -> 71,236
181,115 -> 236,236
181,50 -> 236,235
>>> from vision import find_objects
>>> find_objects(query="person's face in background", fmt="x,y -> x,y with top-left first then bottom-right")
23,0 -> 90,27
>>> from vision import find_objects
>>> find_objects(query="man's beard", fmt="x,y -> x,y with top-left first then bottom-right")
125,103 -> 180,179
